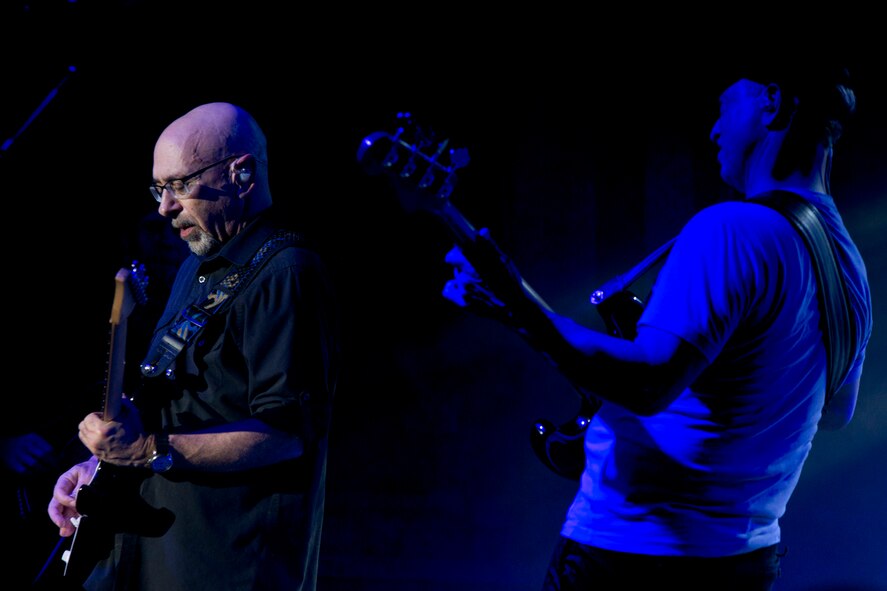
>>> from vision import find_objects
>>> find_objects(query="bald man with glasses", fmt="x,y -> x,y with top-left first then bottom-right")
48,102 -> 342,591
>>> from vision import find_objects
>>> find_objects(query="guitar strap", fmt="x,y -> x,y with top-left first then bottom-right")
756,190 -> 856,409
140,229 -> 304,379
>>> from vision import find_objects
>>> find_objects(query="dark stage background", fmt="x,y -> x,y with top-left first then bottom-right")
2,3 -> 884,590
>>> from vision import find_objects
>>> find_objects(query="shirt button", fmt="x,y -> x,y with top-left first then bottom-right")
198,276 -> 206,284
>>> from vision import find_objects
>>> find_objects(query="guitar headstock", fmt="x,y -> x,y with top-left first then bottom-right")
110,260 -> 149,325
357,112 -> 470,215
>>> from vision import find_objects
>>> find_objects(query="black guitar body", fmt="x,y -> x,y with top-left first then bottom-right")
61,463 -> 175,586
529,290 -> 646,480
530,397 -> 601,481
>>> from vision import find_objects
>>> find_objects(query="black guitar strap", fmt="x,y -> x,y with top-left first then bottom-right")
756,190 -> 856,409
140,229 -> 304,379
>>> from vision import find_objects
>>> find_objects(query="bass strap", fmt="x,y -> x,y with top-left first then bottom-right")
140,229 -> 304,379
756,190 -> 856,409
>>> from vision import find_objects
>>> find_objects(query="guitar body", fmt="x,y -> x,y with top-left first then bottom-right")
62,462 -> 174,586
529,398 -> 600,481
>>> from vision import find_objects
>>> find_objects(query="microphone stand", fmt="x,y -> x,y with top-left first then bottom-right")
1,65 -> 77,159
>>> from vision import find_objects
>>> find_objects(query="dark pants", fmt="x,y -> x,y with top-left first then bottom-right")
542,536 -> 783,591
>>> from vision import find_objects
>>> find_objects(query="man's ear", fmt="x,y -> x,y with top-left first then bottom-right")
765,83 -> 797,131
231,155 -> 256,194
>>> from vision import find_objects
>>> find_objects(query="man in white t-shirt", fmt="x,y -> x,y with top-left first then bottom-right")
441,56 -> 873,590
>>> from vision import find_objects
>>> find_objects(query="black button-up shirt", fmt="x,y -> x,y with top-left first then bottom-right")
86,209 -> 341,590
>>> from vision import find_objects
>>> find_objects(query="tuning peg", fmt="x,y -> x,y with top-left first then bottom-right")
419,167 -> 436,190
399,155 -> 418,179
437,173 -> 457,199
381,145 -> 400,169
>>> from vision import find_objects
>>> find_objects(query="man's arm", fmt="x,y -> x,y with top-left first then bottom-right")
547,314 -> 709,415
160,419 -> 304,472
80,407 -> 304,472
444,240 -> 709,416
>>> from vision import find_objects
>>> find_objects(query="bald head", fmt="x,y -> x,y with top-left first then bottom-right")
152,103 -> 273,255
157,102 -> 268,166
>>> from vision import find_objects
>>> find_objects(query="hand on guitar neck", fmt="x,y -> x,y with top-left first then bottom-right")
443,227 -> 549,327
442,227 -> 598,383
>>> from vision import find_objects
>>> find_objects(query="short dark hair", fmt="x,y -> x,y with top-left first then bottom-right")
735,54 -> 857,181
744,56 -> 855,141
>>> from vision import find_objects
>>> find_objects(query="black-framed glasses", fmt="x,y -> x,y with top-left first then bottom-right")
149,154 -> 242,203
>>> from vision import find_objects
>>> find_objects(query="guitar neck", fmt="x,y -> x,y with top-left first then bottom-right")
436,198 -> 604,403
436,199 -> 477,248
103,319 -> 127,422
437,199 -> 555,316
102,265 -> 143,423
358,120 -> 597,405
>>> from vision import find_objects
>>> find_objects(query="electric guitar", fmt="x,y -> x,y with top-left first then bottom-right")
61,262 -> 174,584
357,114 -> 656,480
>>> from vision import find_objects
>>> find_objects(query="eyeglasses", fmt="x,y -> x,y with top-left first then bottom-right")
149,154 -> 242,203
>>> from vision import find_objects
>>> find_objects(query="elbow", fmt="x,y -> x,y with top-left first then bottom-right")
571,367 -> 683,416
563,358 -> 688,417
556,331 -> 704,417
611,354 -> 700,416
279,433 -> 305,460
621,383 -> 684,416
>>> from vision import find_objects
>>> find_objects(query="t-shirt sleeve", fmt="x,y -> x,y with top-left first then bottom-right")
637,203 -> 792,363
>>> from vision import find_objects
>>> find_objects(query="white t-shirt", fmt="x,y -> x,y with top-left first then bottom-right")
561,191 -> 872,556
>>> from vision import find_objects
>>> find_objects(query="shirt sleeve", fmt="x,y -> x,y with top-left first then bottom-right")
637,202 -> 796,363
236,248 -> 339,441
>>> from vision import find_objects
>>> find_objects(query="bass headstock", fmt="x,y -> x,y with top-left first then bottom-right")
357,112 -> 470,215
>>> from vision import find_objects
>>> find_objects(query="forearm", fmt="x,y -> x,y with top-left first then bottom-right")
529,312 -> 706,415
443,238 -> 705,414
161,418 -> 304,472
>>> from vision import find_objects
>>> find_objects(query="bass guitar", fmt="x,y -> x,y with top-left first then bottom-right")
61,262 -> 174,585
357,114 -> 664,480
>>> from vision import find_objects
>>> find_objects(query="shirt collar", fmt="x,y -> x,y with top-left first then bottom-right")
199,208 -> 280,270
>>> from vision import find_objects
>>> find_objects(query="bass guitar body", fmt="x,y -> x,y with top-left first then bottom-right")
529,290 -> 646,480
